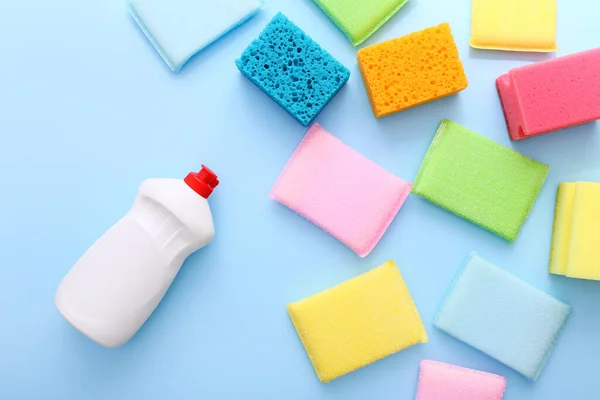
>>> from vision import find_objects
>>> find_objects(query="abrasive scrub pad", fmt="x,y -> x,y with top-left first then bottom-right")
412,120 -> 549,242
270,123 -> 412,257
288,261 -> 427,382
550,182 -> 600,280
497,48 -> 600,140
313,0 -> 409,46
470,0 -> 557,52
236,13 -> 350,126
416,360 -> 506,400
435,253 -> 571,381
357,23 -> 468,118
127,0 -> 263,72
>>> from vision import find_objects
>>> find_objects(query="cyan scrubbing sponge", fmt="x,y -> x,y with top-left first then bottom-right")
412,120 -> 549,241
127,0 -> 263,72
288,261 -> 427,382
236,13 -> 350,126
435,253 -> 571,381
270,123 -> 412,257
470,0 -> 557,52
313,0 -> 409,46
550,182 -> 600,280
357,23 -> 468,118
496,48 -> 600,140
416,360 -> 506,400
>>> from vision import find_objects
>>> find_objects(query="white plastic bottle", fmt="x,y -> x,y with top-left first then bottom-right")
55,165 -> 219,348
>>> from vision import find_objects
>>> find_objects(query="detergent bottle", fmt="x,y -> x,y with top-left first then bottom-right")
55,166 -> 219,347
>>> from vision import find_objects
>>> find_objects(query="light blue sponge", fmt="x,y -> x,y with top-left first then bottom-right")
236,13 -> 350,126
435,253 -> 571,381
127,0 -> 263,72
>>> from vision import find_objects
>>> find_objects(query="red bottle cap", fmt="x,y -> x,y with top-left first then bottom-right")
184,165 -> 219,198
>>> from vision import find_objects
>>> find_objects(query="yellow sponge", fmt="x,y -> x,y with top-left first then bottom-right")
550,182 -> 600,280
287,261 -> 427,383
549,183 -> 575,276
470,0 -> 557,52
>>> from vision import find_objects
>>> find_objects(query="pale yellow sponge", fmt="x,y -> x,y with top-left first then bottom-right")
287,261 -> 427,383
470,0 -> 557,52
550,182 -> 600,280
549,183 -> 575,276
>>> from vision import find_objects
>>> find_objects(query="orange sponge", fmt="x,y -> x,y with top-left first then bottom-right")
357,23 -> 468,118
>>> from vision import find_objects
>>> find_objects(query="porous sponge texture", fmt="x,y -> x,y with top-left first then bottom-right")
288,261 -> 427,383
313,0 -> 409,46
412,120 -> 549,242
470,0 -> 556,52
550,182 -> 600,281
236,12 -> 350,126
496,48 -> 600,140
435,253 -> 571,381
416,360 -> 506,400
357,23 -> 468,118
270,123 -> 412,257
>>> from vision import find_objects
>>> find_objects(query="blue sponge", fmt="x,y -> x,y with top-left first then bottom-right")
236,13 -> 350,126
128,0 -> 263,73
435,253 -> 571,381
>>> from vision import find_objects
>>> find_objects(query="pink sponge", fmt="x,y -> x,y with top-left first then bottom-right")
270,123 -> 412,257
497,47 -> 600,140
416,360 -> 506,400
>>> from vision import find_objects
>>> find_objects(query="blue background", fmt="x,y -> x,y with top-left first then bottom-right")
1,0 -> 599,398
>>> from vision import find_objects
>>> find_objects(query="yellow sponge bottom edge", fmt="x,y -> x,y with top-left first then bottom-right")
469,41 -> 557,53
287,260 -> 427,382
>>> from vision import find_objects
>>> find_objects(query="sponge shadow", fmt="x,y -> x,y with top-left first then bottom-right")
374,93 -> 467,139
511,122 -> 600,176
469,47 -> 556,62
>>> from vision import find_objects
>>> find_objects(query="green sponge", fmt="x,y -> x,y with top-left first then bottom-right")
313,0 -> 409,46
412,120 -> 549,241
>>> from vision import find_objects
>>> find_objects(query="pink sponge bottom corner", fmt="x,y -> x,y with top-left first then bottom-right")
496,47 -> 600,141
416,360 -> 506,400
270,123 -> 412,257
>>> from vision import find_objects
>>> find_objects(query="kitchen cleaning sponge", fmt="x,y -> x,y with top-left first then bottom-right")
549,183 -> 576,276
435,253 -> 571,381
412,120 -> 549,241
127,0 -> 263,72
288,261 -> 427,383
313,0 -> 409,46
497,48 -> 600,140
470,0 -> 557,52
270,123 -> 412,257
550,182 -> 600,280
236,13 -> 350,126
416,360 -> 506,400
357,23 -> 468,118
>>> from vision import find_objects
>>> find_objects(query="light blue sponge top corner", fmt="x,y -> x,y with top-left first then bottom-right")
127,0 -> 263,73
236,12 -> 350,126
435,253 -> 571,381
